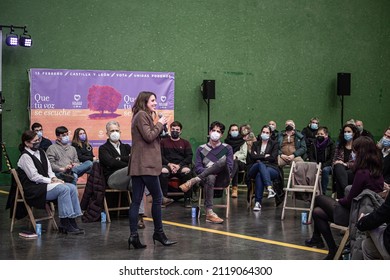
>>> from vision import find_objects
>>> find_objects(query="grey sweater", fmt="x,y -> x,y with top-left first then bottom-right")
46,141 -> 80,172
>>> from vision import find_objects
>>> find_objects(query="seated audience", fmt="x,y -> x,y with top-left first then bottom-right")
277,120 -> 306,167
268,120 -> 279,141
301,117 -> 320,159
17,130 -> 84,234
377,126 -> 390,184
99,120 -> 146,228
247,125 -> 280,211
224,123 -> 246,198
31,122 -> 52,152
159,121 -> 193,208
72,127 -> 97,165
355,119 -> 374,141
308,126 -> 336,195
305,136 -> 384,259
357,192 -> 390,260
46,126 -> 92,185
332,123 -> 358,198
179,121 -> 233,224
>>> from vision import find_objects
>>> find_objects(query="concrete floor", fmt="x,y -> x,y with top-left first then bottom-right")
0,186 -> 334,260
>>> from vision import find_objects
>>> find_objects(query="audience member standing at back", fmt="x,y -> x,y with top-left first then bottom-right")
377,126 -> 390,185
224,123 -> 246,198
332,123 -> 358,198
277,120 -> 306,167
355,119 -> 374,141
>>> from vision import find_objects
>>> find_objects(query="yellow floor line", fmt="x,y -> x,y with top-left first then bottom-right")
0,189 -> 326,255
144,217 -> 328,255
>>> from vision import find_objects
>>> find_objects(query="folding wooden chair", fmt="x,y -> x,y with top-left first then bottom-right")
103,188 -> 132,223
330,223 -> 350,260
281,161 -> 321,223
10,168 -> 58,233
198,185 -> 230,218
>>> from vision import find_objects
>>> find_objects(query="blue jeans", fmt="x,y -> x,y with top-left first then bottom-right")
321,166 -> 332,195
130,175 -> 163,234
46,183 -> 82,218
248,162 -> 279,203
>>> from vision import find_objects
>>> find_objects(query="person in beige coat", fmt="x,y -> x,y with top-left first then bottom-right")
128,91 -> 177,249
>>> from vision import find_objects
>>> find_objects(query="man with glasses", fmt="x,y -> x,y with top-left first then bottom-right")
31,122 -> 52,152
46,126 -> 92,185
179,121 -> 233,224
159,121 -> 194,208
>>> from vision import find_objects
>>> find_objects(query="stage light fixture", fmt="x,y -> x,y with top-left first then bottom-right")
19,27 -> 32,47
5,27 -> 18,46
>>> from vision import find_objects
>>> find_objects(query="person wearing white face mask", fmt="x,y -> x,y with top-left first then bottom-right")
31,122 -> 52,152
179,121 -> 233,224
46,126 -> 92,185
98,121 -> 146,229
277,120 -> 306,167
302,117 -> 320,159
224,123 -> 246,198
267,120 -> 278,141
355,120 -> 374,141
247,125 -> 283,211
332,123 -> 358,198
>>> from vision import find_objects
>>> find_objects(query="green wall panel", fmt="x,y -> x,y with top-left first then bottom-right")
1,0 -> 389,185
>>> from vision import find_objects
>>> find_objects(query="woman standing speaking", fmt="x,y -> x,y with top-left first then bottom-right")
128,91 -> 177,249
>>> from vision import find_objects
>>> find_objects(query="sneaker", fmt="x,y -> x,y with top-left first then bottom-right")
184,198 -> 192,208
267,187 -> 276,199
206,210 -> 224,224
304,237 -> 325,249
161,197 -> 174,208
253,202 -> 261,211
179,177 -> 200,193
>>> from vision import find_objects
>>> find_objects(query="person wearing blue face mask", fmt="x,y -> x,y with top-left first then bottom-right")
332,123 -> 358,198
31,122 -> 52,152
71,128 -> 97,168
302,117 -> 320,160
224,123 -> 246,198
247,125 -> 283,211
377,127 -> 390,184
46,126 -> 92,185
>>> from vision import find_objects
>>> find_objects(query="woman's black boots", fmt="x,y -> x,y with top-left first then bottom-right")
128,233 -> 147,249
59,218 -> 84,235
152,231 -> 177,246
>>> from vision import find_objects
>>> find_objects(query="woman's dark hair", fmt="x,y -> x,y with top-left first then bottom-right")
132,91 -> 156,116
72,127 -> 91,148
337,123 -> 358,148
228,123 -> 239,133
19,130 -> 37,152
260,125 -> 272,135
353,136 -> 383,177
209,121 -> 225,134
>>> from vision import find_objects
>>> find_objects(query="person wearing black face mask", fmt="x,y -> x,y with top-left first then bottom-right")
308,126 -> 336,195
159,121 -> 194,208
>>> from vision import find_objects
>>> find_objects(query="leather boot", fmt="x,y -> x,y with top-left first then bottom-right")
69,218 -> 85,234
152,231 -> 177,246
59,218 -> 83,235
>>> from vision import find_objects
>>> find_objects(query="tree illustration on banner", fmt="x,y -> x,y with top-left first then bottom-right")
87,85 -> 122,119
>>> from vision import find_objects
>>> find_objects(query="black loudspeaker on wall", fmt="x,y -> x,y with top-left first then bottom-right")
337,73 -> 351,96
202,80 -> 215,99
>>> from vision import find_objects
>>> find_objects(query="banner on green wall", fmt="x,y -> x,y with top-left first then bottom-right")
29,68 -> 175,150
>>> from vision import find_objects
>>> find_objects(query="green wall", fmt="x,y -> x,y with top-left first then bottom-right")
1,0 -> 389,185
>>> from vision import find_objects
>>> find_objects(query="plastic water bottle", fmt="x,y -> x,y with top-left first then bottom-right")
101,211 -> 106,223
301,212 -> 308,224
